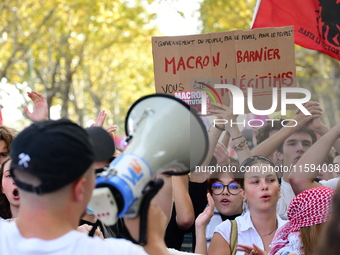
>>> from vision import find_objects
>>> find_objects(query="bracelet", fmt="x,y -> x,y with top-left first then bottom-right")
232,135 -> 243,140
232,138 -> 248,151
238,145 -> 249,151
213,124 -> 225,131
208,131 -> 219,140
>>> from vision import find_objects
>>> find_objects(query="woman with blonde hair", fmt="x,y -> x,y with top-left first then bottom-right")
238,186 -> 334,255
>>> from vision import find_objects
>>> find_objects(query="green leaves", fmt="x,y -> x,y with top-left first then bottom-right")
0,0 -> 159,133
198,0 -> 256,33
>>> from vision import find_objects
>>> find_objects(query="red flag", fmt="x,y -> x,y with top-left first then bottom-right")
252,0 -> 340,60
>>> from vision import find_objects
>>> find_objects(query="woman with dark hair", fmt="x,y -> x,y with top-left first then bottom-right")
0,126 -> 16,165
0,158 -> 19,220
209,156 -> 286,255
195,165 -> 244,254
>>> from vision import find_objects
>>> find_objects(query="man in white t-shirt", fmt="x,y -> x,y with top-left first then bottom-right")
0,119 -> 169,255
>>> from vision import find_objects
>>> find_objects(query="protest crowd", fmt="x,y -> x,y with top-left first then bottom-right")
0,86 -> 339,255
1,0 -> 340,253
1,5 -> 340,255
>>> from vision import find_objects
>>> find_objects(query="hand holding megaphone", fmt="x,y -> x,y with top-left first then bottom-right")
90,94 -> 208,237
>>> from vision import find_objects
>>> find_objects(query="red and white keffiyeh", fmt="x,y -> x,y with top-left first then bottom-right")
269,187 -> 334,255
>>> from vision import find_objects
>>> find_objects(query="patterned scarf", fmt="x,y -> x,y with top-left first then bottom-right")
269,187 -> 334,255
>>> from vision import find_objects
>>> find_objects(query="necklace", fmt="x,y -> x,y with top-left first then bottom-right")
260,226 -> 277,237
260,220 -> 278,237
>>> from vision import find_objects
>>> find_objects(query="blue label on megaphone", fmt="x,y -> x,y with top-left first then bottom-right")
96,153 -> 152,217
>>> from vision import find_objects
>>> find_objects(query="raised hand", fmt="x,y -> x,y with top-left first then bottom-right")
210,91 -> 237,123
103,125 -> 117,140
23,91 -> 48,122
294,101 -> 322,128
294,101 -> 330,136
77,224 -> 104,239
237,243 -> 267,255
195,193 -> 215,229
214,142 -> 230,166
91,111 -> 118,139
92,110 -> 107,127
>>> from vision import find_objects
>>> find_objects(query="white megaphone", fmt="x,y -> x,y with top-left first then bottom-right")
90,94 -> 208,226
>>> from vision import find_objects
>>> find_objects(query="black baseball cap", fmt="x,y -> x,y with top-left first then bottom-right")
85,126 -> 115,162
9,119 -> 113,195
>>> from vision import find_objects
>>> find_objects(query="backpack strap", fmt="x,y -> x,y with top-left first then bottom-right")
229,220 -> 238,255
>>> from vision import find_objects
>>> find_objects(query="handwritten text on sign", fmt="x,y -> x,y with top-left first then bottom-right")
152,26 -> 296,113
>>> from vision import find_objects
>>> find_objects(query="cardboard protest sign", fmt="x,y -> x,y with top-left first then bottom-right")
152,26 -> 296,114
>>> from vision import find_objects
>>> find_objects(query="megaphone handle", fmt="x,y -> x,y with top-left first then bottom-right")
88,219 -> 100,237
138,178 -> 164,246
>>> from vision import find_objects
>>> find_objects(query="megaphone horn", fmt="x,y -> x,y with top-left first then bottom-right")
91,94 -> 208,224
125,93 -> 208,175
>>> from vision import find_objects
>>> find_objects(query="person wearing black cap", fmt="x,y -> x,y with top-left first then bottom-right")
0,119 -> 169,255
79,126 -> 117,238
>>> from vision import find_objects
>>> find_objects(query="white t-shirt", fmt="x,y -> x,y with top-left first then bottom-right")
0,221 -> 148,255
320,177 -> 339,190
276,179 -> 296,220
214,211 -> 286,255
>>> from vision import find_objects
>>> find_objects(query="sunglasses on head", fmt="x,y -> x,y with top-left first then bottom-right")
240,155 -> 275,169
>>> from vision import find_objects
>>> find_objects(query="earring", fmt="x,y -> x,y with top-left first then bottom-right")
276,195 -> 287,216
242,199 -> 248,213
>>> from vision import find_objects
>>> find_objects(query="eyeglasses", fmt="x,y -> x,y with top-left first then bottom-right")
211,182 -> 241,195
240,155 -> 275,168
0,152 -> 8,158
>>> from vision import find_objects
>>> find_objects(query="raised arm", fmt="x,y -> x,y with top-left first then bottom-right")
144,205 -> 170,255
124,204 -> 169,255
195,193 -> 215,255
209,91 -> 251,164
200,122 -> 225,168
290,123 -> 340,195
151,174 -> 173,224
172,175 -> 195,230
251,101 -> 322,157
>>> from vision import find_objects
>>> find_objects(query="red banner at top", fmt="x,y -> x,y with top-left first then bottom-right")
252,0 -> 340,60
